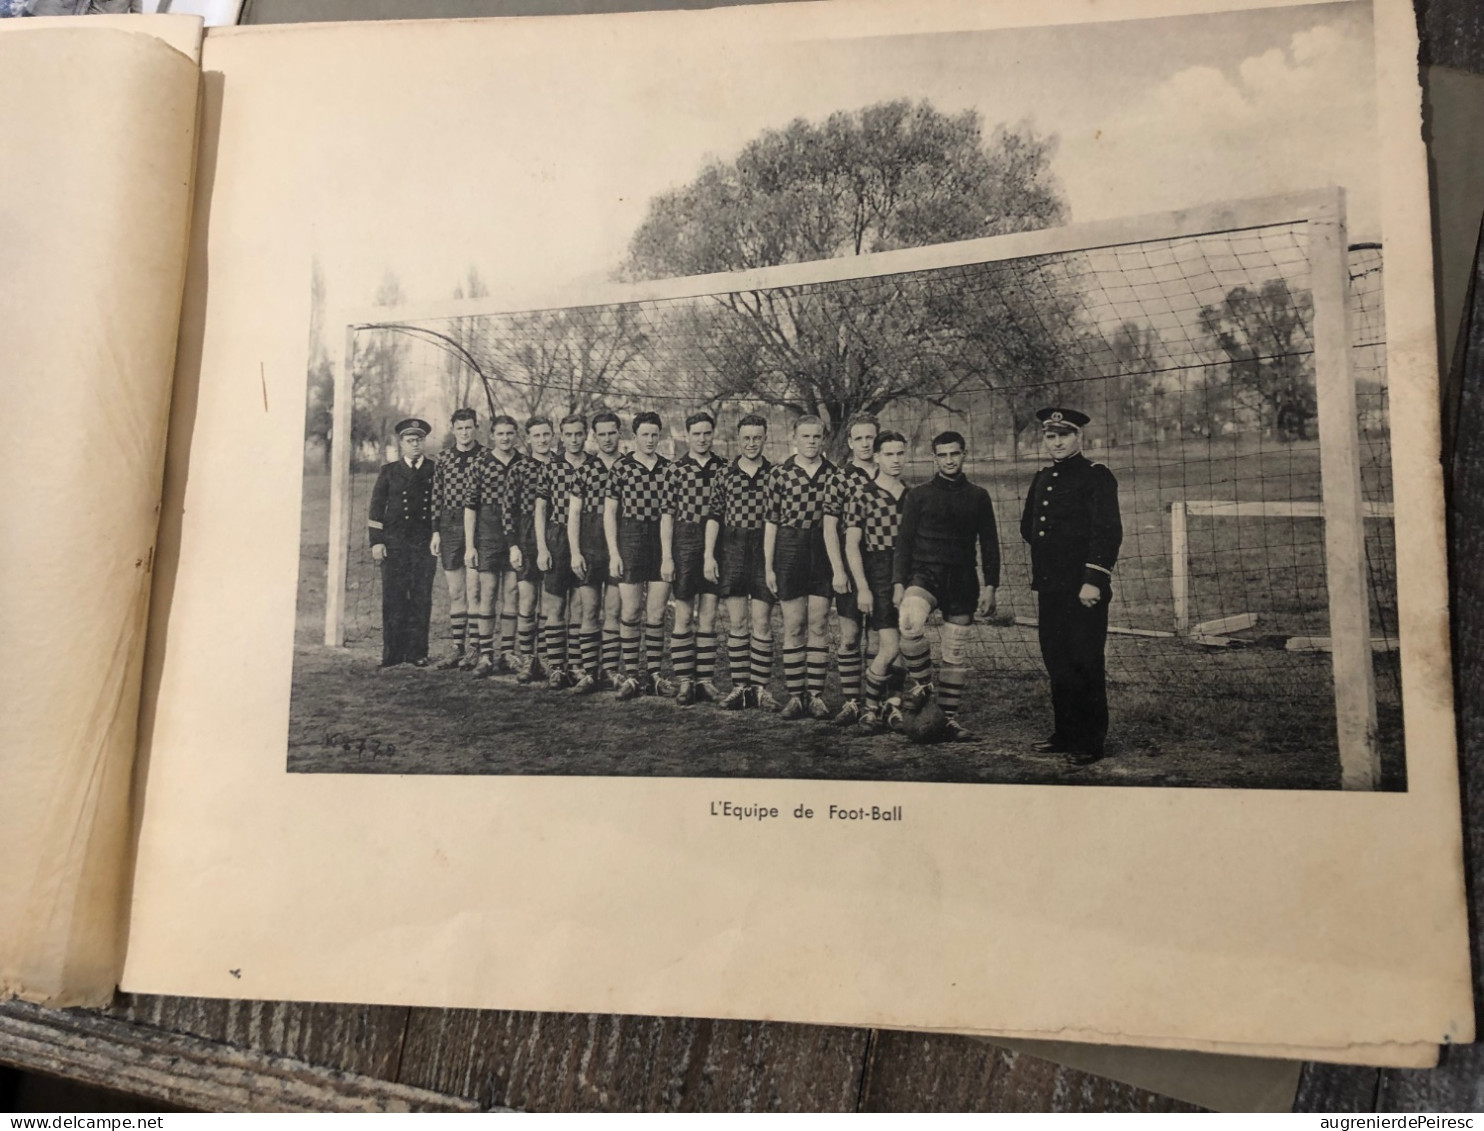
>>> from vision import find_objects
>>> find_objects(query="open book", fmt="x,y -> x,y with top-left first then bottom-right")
1,0 -> 1472,1071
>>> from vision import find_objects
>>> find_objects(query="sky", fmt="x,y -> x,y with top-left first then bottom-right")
307,0 -> 1380,316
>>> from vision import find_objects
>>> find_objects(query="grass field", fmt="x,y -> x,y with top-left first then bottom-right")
289,439 -> 1406,791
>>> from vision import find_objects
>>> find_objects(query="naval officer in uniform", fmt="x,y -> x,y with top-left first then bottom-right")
369,417 -> 438,668
1021,407 -> 1122,764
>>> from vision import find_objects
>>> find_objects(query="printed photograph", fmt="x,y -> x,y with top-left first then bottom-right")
290,0 -> 1402,790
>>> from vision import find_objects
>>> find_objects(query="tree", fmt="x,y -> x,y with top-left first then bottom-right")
352,272 -> 409,465
621,100 -> 1070,454
304,258 -> 334,473
442,266 -> 490,424
625,102 -> 1065,278
1102,320 -> 1163,447
487,305 -> 652,421
1199,277 -> 1315,441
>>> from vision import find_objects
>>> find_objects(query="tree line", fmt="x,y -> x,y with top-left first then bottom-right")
307,99 -> 1335,469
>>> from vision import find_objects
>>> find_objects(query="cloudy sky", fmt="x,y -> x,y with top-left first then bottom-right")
308,0 -> 1378,314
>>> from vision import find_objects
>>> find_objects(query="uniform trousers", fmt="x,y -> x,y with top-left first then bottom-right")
1037,589 -> 1109,754
381,536 -> 438,666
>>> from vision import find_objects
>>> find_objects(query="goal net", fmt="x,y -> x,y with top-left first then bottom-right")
308,189 -> 1396,787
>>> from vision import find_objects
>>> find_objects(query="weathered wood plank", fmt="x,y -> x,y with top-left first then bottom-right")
1293,1063 -> 1380,1112
396,1009 -> 868,1111
0,1001 -> 481,1113
859,1030 -> 1201,1113
106,994 -> 410,1081
1377,1045 -> 1484,1110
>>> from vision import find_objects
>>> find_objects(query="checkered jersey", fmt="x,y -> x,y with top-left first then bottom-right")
661,451 -> 725,525
430,442 -> 484,518
505,455 -> 550,535
709,457 -> 772,530
537,453 -> 588,522
823,461 -> 876,518
571,454 -> 616,516
845,477 -> 907,552
764,455 -> 836,530
465,449 -> 523,517
606,452 -> 672,523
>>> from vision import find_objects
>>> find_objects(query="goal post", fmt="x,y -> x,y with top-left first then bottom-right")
318,186 -> 1391,787
1310,190 -> 1379,789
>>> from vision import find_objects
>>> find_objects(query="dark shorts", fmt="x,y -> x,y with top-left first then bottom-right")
835,588 -> 860,621
773,525 -> 832,602
542,524 -> 573,598
436,513 -> 466,571
514,514 -> 542,584
671,519 -> 717,602
718,526 -> 771,602
904,562 -> 979,619
617,519 -> 662,584
473,509 -> 509,575
861,549 -> 898,631
575,509 -> 609,588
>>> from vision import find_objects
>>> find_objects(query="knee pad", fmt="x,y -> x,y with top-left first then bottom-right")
940,621 -> 973,667
899,620 -> 928,647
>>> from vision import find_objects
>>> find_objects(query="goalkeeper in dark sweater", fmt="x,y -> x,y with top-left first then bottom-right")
892,430 -> 1000,741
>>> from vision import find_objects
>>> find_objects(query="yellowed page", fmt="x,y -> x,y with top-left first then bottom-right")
0,16 -> 202,1007
125,0 -> 1470,1063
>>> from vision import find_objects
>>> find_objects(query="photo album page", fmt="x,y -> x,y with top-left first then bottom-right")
122,0 -> 1471,1065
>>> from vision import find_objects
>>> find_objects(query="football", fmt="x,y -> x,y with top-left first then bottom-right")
901,700 -> 950,745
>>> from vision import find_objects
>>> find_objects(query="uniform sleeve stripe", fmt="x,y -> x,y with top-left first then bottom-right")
1085,563 -> 1112,575
368,519 -> 384,529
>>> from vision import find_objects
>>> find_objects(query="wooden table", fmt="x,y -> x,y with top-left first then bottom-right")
5,0 -> 1484,1111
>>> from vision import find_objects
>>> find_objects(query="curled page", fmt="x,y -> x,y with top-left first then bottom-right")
0,16 -> 201,1006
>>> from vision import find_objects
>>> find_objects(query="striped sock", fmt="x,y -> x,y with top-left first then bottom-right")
671,631 -> 696,681
805,647 -> 828,698
864,668 -> 888,709
696,632 -> 718,683
837,647 -> 863,702
478,617 -> 495,657
938,667 -> 967,718
581,631 -> 601,677
517,614 -> 537,657
782,646 -> 806,700
901,633 -> 933,685
541,622 -> 562,668
601,629 -> 621,674
620,619 -> 641,676
644,622 -> 666,679
567,622 -> 581,672
727,634 -> 751,688
751,637 -> 774,690
498,613 -> 517,657
449,612 -> 468,649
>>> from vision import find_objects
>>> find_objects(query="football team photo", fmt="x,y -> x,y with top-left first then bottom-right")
289,0 -> 1404,790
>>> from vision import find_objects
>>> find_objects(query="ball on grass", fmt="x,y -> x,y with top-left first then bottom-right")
901,700 -> 950,745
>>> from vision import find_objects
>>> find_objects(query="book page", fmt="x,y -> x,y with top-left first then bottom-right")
126,0 -> 1471,1062
0,15 -> 202,1007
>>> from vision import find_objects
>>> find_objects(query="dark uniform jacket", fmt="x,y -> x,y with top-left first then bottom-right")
368,457 -> 435,548
1020,452 -> 1122,593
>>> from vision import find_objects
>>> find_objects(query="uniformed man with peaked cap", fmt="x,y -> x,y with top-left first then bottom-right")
1021,407 -> 1123,764
369,417 -> 438,668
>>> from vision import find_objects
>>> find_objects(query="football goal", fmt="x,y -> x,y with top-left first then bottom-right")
315,187 -> 1394,789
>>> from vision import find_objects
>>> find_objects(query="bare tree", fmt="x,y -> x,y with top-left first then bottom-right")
437,266 -> 491,427
486,305 -> 652,422
352,272 -> 409,466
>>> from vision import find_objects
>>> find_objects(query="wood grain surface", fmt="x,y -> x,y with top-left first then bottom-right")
4,0 -> 1483,1111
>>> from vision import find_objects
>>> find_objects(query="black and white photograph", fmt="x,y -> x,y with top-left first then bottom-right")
289,0 -> 1400,791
